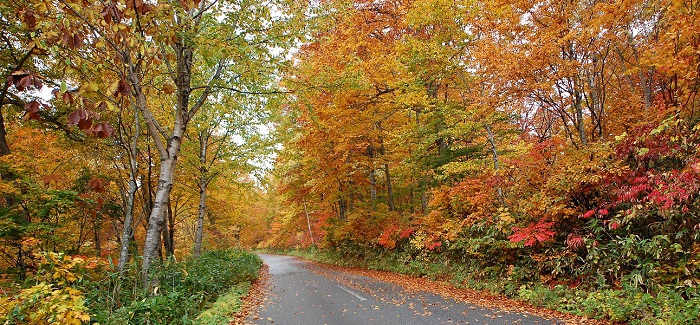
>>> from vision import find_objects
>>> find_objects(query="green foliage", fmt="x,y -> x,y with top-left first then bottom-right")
517,284 -> 700,325
194,283 -> 251,325
87,249 -> 261,325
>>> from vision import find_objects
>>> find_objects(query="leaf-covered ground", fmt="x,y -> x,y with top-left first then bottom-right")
241,255 -> 612,325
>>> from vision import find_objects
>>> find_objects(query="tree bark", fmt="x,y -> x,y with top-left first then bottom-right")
484,124 -> 504,201
162,198 -> 175,258
338,197 -> 347,221
194,134 -> 207,257
141,138 -> 181,287
118,107 -> 140,275
384,163 -> 394,211
93,213 -> 101,257
303,201 -> 314,246
0,108 -> 10,156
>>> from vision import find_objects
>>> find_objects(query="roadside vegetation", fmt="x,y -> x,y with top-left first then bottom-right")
0,249 -> 261,324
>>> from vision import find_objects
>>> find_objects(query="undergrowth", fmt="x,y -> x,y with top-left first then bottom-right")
0,249 -> 261,324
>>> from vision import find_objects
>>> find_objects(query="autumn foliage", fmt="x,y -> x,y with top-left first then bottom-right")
264,0 -> 700,322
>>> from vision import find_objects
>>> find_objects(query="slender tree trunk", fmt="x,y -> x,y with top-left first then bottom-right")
574,91 -> 588,146
484,124 -> 504,201
194,133 -> 208,257
194,178 -> 206,256
0,108 -> 10,156
418,176 -> 428,212
118,107 -> 140,275
368,146 -> 377,201
117,172 -> 138,273
384,164 -> 394,211
369,169 -> 377,201
338,196 -> 347,222
161,197 -> 175,258
93,214 -> 101,257
303,201 -> 314,246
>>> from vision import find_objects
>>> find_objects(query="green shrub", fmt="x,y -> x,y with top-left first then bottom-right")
85,249 -> 261,325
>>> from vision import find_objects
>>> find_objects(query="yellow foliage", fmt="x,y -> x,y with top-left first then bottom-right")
0,252 -> 91,324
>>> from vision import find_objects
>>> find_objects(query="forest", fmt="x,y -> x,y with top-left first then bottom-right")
265,0 -> 700,323
0,0 -> 698,324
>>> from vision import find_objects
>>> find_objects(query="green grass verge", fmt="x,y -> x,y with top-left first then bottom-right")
194,282 -> 251,325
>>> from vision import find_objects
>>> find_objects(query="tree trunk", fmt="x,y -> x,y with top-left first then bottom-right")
93,214 -> 101,257
484,124 -> 504,201
194,173 -> 207,257
136,10 -> 224,288
140,137 -> 182,288
194,132 -> 208,257
118,108 -> 140,275
161,197 -> 175,258
0,108 -> 10,156
338,197 -> 347,221
574,91 -> 588,147
369,169 -> 377,201
384,163 -> 394,211
303,201 -> 314,246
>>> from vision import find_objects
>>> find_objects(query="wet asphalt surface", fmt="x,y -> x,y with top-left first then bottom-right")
249,254 -> 563,325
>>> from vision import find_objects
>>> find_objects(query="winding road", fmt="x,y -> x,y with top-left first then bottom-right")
249,254 -> 564,325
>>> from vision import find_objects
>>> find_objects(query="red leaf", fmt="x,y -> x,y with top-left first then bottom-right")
399,227 -> 415,239
565,233 -> 584,250
39,174 -> 62,186
67,108 -> 86,126
91,123 -> 115,138
77,116 -> 93,130
23,101 -> 41,120
22,9 -> 36,29
101,4 -> 123,23
609,221 -> 619,230
62,92 -> 74,104
87,178 -> 109,193
33,77 -> 42,89
115,78 -> 131,97
19,75 -> 33,90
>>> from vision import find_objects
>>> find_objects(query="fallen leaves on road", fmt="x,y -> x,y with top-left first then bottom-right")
302,260 -> 612,325
231,263 -> 270,325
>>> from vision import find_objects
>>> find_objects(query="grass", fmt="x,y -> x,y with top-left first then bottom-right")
194,282 -> 251,325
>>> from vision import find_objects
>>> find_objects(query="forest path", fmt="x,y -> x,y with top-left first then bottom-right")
248,254 -> 567,325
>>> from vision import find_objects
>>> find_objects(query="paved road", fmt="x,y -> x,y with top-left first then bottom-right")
250,254 -> 562,325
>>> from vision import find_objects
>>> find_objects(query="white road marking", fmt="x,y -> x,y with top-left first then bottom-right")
337,284 -> 367,301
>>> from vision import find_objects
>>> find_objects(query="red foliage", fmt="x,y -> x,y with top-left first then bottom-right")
399,227 -> 415,239
509,218 -> 556,247
87,178 -> 109,193
378,224 -> 399,248
565,233 -> 585,250
425,241 -> 442,250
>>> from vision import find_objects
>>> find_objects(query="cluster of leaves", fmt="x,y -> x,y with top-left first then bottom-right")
0,252 -> 103,324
